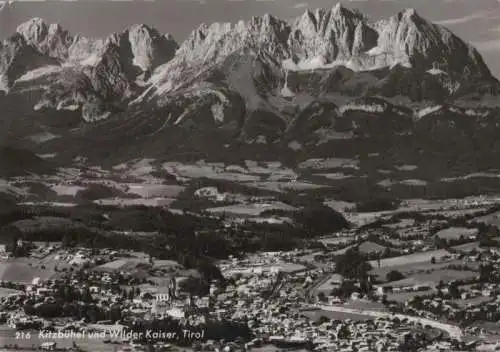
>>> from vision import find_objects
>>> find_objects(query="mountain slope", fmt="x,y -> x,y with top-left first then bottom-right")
0,5 -> 499,165
140,6 -> 496,105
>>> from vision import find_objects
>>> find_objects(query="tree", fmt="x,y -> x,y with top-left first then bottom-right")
399,333 -> 420,352
178,276 -> 210,297
317,292 -> 328,303
333,280 -> 357,299
335,248 -> 372,280
337,325 -> 350,340
356,197 -> 400,213
386,270 -> 405,282
293,205 -> 350,236
449,282 -> 460,299
479,263 -> 494,283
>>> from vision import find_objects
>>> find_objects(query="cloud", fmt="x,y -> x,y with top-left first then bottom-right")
434,11 -> 489,25
293,2 -> 308,8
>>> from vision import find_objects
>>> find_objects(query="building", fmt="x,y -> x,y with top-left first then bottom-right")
40,342 -> 56,351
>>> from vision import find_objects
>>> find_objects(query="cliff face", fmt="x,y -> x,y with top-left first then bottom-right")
0,5 -> 499,154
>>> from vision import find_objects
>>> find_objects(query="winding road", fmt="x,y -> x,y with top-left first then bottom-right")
313,304 -> 463,341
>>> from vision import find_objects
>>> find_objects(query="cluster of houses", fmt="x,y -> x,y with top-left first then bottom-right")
3,232 -> 500,352
214,252 -> 458,352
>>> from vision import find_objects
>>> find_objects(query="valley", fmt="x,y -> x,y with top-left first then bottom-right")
1,2 -> 500,351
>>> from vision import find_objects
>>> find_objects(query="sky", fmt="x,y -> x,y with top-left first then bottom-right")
1,0 -> 500,77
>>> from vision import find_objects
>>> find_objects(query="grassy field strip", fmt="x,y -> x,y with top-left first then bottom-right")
369,250 -> 451,268
314,304 -> 463,341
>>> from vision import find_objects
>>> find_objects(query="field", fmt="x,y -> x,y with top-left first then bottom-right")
381,270 -> 477,288
0,251 -> 79,284
332,245 -> 356,256
452,241 -> 487,253
298,158 -> 360,170
0,260 -> 58,284
323,199 -> 356,212
434,227 -> 478,240
13,217 -> 81,232
371,259 -> 479,280
0,287 -> 22,297
318,237 -> 352,246
386,289 -> 434,303
124,183 -> 185,198
342,300 -> 387,311
344,211 -> 392,227
315,172 -> 353,180
272,263 -> 307,273
205,202 -> 296,216
49,184 -> 85,196
95,197 -> 176,207
369,250 -> 451,268
94,257 -> 149,272
455,296 -> 493,308
357,241 -> 387,254
472,211 -> 500,228
316,274 -> 344,295
163,162 -> 263,181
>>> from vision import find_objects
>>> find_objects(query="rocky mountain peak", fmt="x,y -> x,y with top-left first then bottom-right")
401,8 -> 418,19
126,23 -> 178,72
176,15 -> 291,66
102,24 -> 178,72
142,5 -> 496,105
0,31 -> 59,91
372,8 -> 493,78
331,2 -> 360,19
16,17 -> 73,60
289,5 -> 377,64
16,17 -> 48,45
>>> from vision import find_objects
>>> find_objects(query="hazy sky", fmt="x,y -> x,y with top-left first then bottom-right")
1,0 -> 500,77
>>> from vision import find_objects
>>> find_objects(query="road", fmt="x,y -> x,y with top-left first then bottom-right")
313,304 -> 463,341
305,272 -> 332,300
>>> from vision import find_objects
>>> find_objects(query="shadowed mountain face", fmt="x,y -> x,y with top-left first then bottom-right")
0,5 -> 500,167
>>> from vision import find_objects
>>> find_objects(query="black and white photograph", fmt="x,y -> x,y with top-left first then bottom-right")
0,0 -> 500,350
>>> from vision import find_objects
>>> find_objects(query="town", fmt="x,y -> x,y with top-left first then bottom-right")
1,192 -> 500,352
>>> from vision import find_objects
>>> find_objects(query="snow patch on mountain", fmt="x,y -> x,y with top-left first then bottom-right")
15,65 -> 62,83
464,109 -> 489,117
339,102 -> 385,115
56,101 -> 79,111
416,105 -> 442,119
280,69 -> 295,97
427,68 -> 446,76
282,57 -> 327,71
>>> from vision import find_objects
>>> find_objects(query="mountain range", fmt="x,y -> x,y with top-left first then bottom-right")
1,4 -> 500,171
